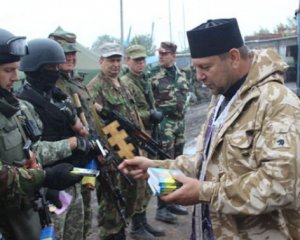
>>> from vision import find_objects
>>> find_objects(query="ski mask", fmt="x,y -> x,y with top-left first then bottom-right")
26,68 -> 60,93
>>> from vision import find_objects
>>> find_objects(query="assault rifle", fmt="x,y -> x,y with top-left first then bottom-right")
97,108 -> 171,160
72,93 -> 131,225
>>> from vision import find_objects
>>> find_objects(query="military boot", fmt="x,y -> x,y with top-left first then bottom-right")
167,203 -> 189,215
155,207 -> 177,224
156,198 -> 177,224
140,211 -> 165,237
130,213 -> 155,240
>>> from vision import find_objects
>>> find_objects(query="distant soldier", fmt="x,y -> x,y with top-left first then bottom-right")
49,28 -> 97,239
18,38 -> 91,240
0,28 -> 82,240
149,41 -> 189,224
87,43 -> 147,240
121,44 -> 165,239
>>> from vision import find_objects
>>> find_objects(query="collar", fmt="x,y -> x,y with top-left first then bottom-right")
223,74 -> 247,101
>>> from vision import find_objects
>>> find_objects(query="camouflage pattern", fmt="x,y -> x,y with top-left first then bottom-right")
87,72 -> 144,238
153,49 -> 300,239
120,69 -> 154,214
0,162 -> 45,200
51,184 -> 84,240
48,27 -> 78,53
150,65 -> 189,157
98,43 -> 123,58
120,70 -> 155,130
0,98 -> 43,240
56,71 -> 96,239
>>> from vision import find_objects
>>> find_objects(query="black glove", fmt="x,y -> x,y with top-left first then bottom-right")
45,189 -> 62,209
76,136 -> 91,155
60,100 -> 78,125
43,163 -> 82,190
149,110 -> 164,124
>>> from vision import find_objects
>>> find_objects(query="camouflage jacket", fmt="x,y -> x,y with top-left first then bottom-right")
87,72 -> 144,158
0,161 -> 45,203
56,71 -> 97,134
0,98 -> 71,167
120,70 -> 155,130
0,97 -> 70,212
150,65 -> 189,118
87,71 -> 142,127
154,49 -> 300,239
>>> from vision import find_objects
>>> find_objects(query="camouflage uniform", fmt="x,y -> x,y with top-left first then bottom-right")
121,69 -> 154,215
153,49 -> 300,239
88,70 -> 143,239
56,69 -> 96,240
150,64 -> 189,158
0,96 -> 72,240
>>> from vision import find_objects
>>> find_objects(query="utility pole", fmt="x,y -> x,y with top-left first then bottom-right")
297,0 -> 300,96
168,0 -> 172,42
120,0 -> 124,51
182,0 -> 187,50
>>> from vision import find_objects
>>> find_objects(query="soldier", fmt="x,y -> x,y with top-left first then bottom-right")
119,18 -> 300,239
0,28 -> 83,240
48,28 -> 96,239
17,38 -> 91,240
121,44 -> 165,239
87,43 -> 148,240
149,41 -> 189,224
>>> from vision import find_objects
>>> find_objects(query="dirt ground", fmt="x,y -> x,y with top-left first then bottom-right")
87,102 -> 209,240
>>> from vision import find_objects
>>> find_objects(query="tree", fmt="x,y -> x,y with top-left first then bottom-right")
91,35 -> 120,53
274,17 -> 296,36
129,34 -> 156,56
253,27 -> 271,35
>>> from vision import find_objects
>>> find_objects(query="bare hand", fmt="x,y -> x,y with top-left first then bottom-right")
118,156 -> 155,179
160,175 -> 200,206
24,151 -> 40,169
71,118 -> 89,136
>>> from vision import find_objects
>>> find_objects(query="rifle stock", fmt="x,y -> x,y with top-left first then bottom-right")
97,108 -> 171,160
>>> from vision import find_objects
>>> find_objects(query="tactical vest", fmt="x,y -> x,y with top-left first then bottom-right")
18,85 -> 87,167
18,84 -> 74,141
0,99 -> 38,214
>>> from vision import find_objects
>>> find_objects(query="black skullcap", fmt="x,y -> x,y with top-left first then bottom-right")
187,18 -> 244,58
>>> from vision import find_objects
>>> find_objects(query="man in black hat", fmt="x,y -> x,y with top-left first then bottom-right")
119,18 -> 300,239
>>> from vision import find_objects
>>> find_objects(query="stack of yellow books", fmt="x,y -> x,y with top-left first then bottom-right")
147,167 -> 184,196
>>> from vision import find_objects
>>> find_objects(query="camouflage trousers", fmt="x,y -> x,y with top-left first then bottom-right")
81,185 -> 93,240
160,116 -> 185,158
51,183 -> 84,240
134,179 -> 152,214
97,170 -> 149,239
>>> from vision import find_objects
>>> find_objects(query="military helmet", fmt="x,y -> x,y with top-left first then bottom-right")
20,38 -> 66,72
0,28 -> 28,64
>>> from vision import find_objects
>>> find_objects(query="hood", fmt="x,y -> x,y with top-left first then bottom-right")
239,48 -> 288,97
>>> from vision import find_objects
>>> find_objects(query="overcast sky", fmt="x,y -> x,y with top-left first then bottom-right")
1,0 -> 299,50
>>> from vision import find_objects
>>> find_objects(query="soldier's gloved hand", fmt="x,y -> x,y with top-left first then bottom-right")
75,136 -> 91,155
45,189 -> 62,209
60,100 -> 78,126
149,110 -> 164,124
43,163 -> 82,190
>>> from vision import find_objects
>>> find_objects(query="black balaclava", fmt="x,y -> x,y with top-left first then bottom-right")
26,68 -> 60,94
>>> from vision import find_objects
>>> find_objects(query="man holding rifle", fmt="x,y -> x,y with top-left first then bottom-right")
0,28 -> 83,240
88,42 -> 156,240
